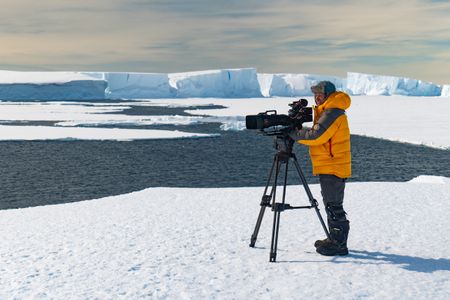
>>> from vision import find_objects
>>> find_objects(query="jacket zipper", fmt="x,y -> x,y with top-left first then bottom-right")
329,140 -> 334,157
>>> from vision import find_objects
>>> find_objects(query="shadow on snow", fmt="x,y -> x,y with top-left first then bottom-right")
345,250 -> 450,273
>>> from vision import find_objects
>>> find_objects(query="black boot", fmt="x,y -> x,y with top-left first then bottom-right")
314,219 -> 341,248
314,237 -> 331,248
316,220 -> 349,256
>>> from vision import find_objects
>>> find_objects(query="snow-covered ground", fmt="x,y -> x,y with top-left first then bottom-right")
202,96 -> 450,149
1,176 -> 449,298
150,96 -> 450,149
0,95 -> 449,148
0,125 -> 215,141
1,90 -> 449,298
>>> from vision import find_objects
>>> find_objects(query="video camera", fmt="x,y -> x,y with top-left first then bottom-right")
245,99 -> 312,135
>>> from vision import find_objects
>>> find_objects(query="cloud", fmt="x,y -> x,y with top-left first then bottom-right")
0,0 -> 449,84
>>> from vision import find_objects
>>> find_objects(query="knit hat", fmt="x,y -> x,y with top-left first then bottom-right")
311,81 -> 336,98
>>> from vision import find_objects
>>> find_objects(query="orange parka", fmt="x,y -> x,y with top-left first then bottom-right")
292,91 -> 352,178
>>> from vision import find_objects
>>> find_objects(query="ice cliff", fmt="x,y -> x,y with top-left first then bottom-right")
346,72 -> 442,96
258,73 -> 344,97
169,69 -> 262,98
0,71 -> 106,100
441,85 -> 450,97
0,69 -> 447,100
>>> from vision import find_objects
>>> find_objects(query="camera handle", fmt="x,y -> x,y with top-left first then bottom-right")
249,138 -> 330,262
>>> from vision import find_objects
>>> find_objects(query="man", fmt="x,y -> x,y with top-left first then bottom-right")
289,81 -> 351,256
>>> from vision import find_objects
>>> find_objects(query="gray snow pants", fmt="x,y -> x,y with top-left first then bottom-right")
319,174 -> 348,222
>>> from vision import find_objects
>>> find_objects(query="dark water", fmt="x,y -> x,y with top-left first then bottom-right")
0,121 -> 449,210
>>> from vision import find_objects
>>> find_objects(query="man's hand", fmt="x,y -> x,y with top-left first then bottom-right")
288,127 -> 302,141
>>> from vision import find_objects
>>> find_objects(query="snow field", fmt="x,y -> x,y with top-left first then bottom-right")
0,95 -> 449,149
0,75 -> 448,298
168,96 -> 450,149
0,125 -> 216,141
0,179 -> 449,299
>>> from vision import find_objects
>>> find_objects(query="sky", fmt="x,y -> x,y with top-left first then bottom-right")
1,0 -> 449,84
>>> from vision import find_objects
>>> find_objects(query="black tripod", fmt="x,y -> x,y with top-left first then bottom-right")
249,134 -> 330,262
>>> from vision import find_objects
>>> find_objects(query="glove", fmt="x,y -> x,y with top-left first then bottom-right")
288,127 -> 301,141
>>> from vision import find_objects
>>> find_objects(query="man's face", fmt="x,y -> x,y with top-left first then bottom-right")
314,93 -> 326,105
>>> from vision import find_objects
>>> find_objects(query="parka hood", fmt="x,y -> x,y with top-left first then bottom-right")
321,91 -> 351,111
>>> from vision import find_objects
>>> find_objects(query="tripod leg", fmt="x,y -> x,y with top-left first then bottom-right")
270,210 -> 280,262
269,158 -> 289,262
291,155 -> 331,239
250,155 -> 278,247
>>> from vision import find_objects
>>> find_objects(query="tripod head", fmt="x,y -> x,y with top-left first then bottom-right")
272,131 -> 295,156
257,125 -> 295,156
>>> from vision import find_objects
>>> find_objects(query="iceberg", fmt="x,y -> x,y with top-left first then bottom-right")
0,70 -> 107,100
258,73 -> 345,97
169,68 -> 262,98
441,85 -> 450,97
100,72 -> 175,99
0,69 -> 447,100
89,68 -> 263,99
347,72 -> 441,96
